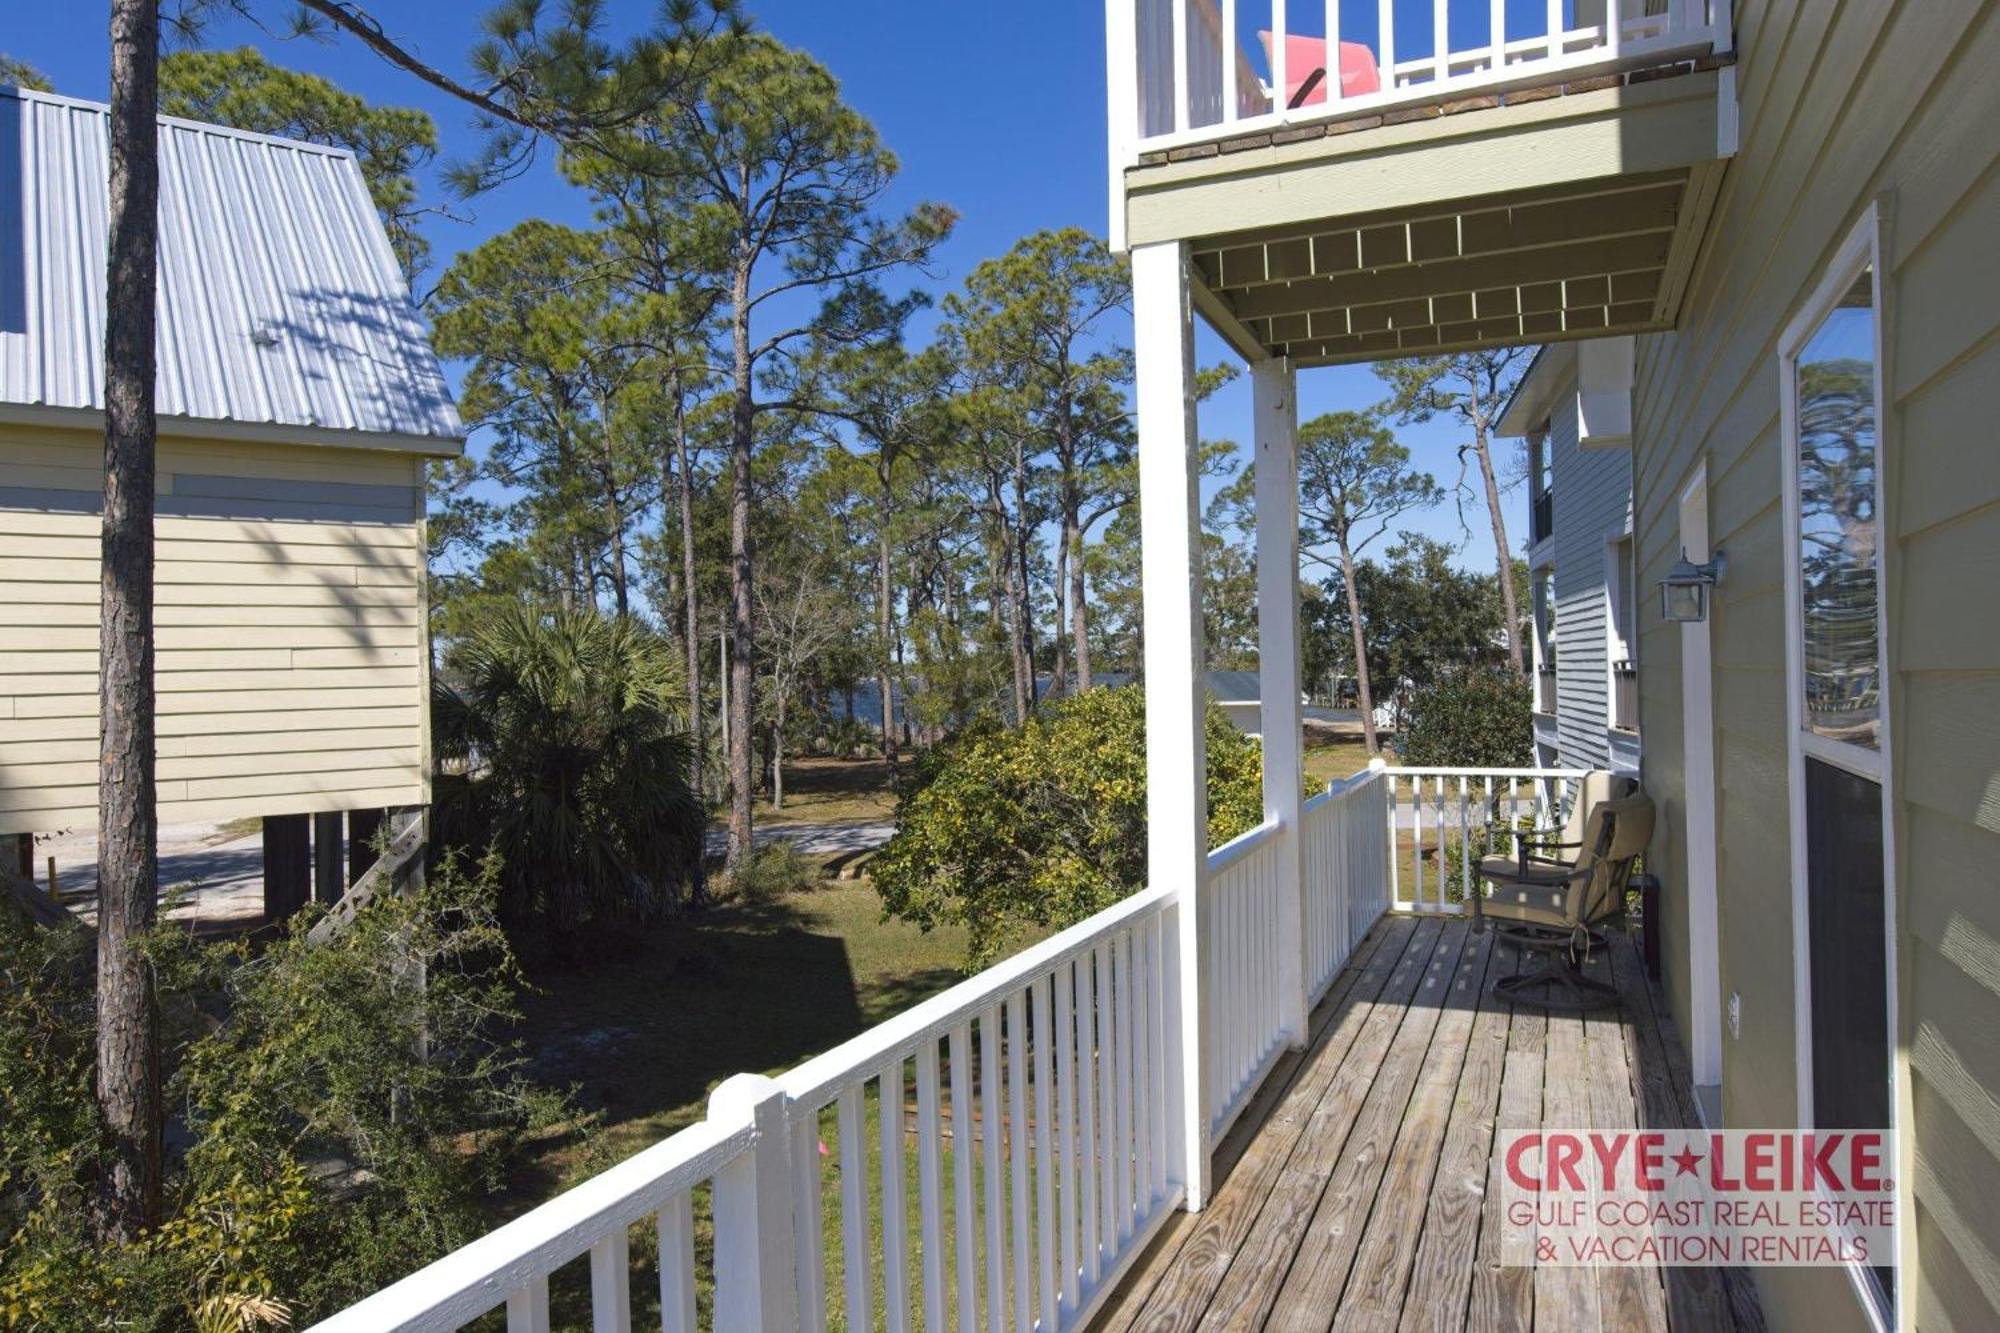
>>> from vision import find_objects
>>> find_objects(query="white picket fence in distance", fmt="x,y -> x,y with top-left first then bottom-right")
309,761 -> 1561,1333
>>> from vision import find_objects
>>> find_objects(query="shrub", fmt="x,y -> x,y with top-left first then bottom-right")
730,843 -> 823,903
872,686 -> 1265,964
432,603 -> 707,956
0,855 -> 575,1329
1398,669 -> 1534,768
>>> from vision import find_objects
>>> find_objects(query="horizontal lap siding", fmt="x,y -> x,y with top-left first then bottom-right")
1546,390 -> 1637,771
0,424 -> 428,831
1631,0 -> 2000,1326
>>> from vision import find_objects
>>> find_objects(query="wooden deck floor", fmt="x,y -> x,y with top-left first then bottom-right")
1093,914 -> 1767,1333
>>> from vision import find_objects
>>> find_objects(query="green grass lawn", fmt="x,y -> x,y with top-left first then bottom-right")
1304,736 -> 1381,788
750,755 -> 900,826
506,877 -> 970,1197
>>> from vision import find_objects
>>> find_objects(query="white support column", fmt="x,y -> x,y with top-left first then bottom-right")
1133,240 -> 1212,1211
1252,359 -> 1308,1048
708,1074 -> 801,1332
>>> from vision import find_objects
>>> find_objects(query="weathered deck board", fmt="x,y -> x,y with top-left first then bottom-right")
1096,916 -> 1413,1333
1197,918 -> 1452,1330
1088,920 -> 1764,1333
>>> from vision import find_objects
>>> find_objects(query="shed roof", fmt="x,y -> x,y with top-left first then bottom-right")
0,86 -> 461,453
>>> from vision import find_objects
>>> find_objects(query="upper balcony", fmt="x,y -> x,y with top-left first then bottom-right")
1105,0 -> 1737,365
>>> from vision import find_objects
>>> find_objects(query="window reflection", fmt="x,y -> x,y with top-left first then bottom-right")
1795,270 -> 1879,749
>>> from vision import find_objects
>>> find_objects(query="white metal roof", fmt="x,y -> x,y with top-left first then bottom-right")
0,85 -> 462,452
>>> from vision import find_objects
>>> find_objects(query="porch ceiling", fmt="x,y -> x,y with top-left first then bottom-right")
1190,167 -> 1711,366
1122,63 -> 1731,367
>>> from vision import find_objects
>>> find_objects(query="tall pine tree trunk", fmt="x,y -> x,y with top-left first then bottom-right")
1467,386 -> 1524,676
671,393 -> 708,903
1011,439 -> 1036,721
1050,536 -> 1069,699
1337,534 -> 1381,755
1066,497 -> 1091,692
97,0 -> 163,1242
725,263 -> 756,880
874,475 -> 899,776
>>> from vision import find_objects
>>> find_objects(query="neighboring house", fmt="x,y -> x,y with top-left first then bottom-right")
1203,668 -> 1263,732
0,87 -> 463,913
1498,341 -> 1643,775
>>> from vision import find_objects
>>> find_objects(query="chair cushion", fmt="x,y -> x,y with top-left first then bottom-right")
1478,881 -> 1570,926
1477,853 -> 1571,887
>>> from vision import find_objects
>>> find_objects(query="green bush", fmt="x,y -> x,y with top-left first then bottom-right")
730,843 -> 823,903
432,603 -> 707,956
1398,669 -> 1534,769
0,855 -> 575,1330
872,686 -> 1266,965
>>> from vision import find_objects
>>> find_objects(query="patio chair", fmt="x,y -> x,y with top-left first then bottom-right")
1256,32 -> 1383,110
1471,784 -> 1655,1011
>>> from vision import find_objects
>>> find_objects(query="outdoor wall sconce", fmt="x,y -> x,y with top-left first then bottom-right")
1660,548 -> 1727,623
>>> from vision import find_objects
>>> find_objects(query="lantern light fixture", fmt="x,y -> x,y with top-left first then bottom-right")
1660,548 -> 1727,624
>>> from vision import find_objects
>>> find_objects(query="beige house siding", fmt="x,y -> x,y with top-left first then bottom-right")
0,423 -> 429,832
1631,0 -> 2000,1327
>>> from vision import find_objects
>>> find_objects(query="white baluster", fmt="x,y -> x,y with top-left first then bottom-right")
838,1085 -> 871,1333
916,1041 -> 946,1332
659,1194 -> 696,1333
506,1278 -> 551,1333
792,1107 -> 826,1333
1033,975 -> 1059,1331
949,1024 -> 978,1333
1054,964 -> 1081,1316
981,1006 -> 1006,1333
588,1229 -> 631,1333
880,1059 -> 909,1333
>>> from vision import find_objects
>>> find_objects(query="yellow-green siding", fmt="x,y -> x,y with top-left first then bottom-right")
1633,1 -> 2000,1327
0,423 -> 430,832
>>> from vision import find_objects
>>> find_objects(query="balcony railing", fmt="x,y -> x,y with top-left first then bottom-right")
1532,486 -> 1555,545
1537,662 -> 1559,713
307,764 -> 1611,1332
1111,0 -> 1730,161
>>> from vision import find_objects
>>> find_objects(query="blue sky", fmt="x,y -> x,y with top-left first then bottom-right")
8,1 -> 1529,576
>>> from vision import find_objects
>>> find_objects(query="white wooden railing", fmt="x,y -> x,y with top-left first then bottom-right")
1385,766 -> 1590,913
306,763 -> 1414,1333
1112,0 -> 1731,159
1303,763 -> 1393,999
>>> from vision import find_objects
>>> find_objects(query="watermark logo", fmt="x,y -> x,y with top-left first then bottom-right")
1498,1129 -> 1895,1268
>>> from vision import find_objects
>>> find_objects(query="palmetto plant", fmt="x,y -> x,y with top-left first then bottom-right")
432,605 -> 706,948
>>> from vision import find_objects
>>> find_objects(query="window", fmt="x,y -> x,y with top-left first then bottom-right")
1795,270 -> 1881,749
1530,429 -> 1555,544
1781,211 -> 1895,1324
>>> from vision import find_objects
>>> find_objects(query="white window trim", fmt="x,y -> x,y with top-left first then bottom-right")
1603,519 -> 1638,732
1777,203 -> 1902,1333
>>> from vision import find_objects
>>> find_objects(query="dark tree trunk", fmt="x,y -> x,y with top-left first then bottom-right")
673,393 -> 703,805
1010,440 -> 1036,721
1468,383 -> 1524,677
874,480 -> 899,777
1337,534 -> 1381,755
1050,534 -> 1069,699
96,0 -> 163,1243
725,262 -> 756,880
1068,508 -> 1091,692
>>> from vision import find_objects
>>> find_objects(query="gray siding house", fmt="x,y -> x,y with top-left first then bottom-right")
1500,339 -> 1642,776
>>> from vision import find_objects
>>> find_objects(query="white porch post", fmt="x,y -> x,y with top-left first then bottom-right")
1133,240 -> 1212,1211
1252,359 -> 1309,1047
